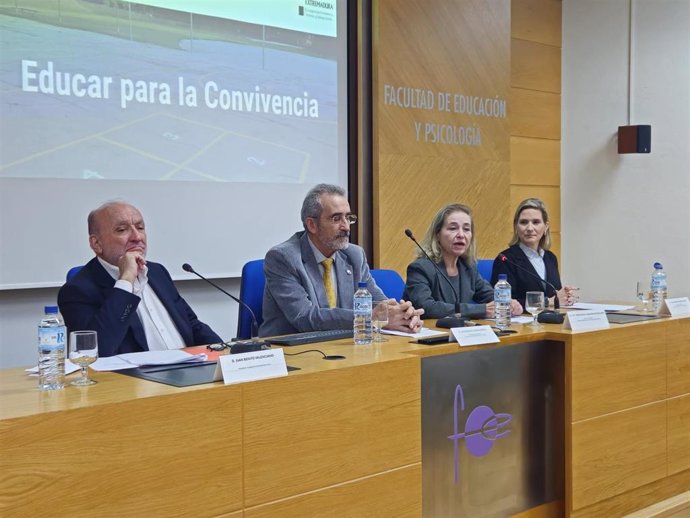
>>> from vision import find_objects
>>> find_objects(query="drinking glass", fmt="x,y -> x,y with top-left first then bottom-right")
636,281 -> 651,312
69,330 -> 98,386
525,291 -> 545,328
372,301 -> 389,343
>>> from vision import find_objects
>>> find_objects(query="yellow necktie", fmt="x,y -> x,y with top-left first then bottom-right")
322,258 -> 336,308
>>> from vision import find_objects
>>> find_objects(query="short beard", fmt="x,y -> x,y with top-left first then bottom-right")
327,233 -> 350,251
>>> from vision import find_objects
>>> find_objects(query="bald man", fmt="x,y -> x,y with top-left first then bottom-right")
58,202 -> 221,357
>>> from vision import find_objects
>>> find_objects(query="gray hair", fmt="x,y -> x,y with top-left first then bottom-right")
509,198 -> 551,250
418,203 -> 477,265
300,183 -> 347,229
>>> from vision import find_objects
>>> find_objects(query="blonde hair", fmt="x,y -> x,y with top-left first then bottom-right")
509,198 -> 551,250
417,203 -> 477,265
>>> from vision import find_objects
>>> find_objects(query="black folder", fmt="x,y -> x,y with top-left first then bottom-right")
117,361 -> 299,387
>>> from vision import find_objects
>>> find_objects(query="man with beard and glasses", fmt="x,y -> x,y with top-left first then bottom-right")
259,184 -> 424,337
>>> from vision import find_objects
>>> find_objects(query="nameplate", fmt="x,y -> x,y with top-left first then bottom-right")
660,297 -> 690,317
218,349 -> 288,385
564,310 -> 610,331
451,325 -> 500,347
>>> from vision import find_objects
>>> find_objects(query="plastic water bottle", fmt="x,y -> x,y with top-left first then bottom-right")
650,262 -> 668,312
38,305 -> 66,390
494,274 -> 512,330
353,282 -> 372,345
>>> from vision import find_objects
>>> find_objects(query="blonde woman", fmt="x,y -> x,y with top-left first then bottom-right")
403,203 -> 522,319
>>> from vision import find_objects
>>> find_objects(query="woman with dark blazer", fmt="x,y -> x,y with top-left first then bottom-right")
491,198 -> 578,308
403,203 -> 523,319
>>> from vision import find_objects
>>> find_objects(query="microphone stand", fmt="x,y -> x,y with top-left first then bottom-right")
404,229 -> 467,328
497,254 -> 560,310
182,263 -> 269,353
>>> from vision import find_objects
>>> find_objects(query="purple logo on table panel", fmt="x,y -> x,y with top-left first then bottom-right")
447,384 -> 512,483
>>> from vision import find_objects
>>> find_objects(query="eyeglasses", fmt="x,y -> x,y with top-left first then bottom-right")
324,213 -> 357,225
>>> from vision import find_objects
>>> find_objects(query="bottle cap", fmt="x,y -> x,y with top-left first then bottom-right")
357,281 -> 367,288
654,262 -> 663,270
498,274 -> 507,281
44,305 -> 59,314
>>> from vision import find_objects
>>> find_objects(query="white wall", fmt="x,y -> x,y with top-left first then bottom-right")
0,278 -> 241,369
562,0 -> 690,301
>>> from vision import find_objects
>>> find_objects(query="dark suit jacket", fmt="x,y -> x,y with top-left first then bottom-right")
402,257 -> 494,319
490,244 -> 562,308
259,231 -> 386,337
58,258 -> 221,357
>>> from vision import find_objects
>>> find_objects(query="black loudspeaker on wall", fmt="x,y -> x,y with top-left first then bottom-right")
617,124 -> 651,154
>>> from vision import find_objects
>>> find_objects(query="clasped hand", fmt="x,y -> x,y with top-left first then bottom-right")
117,251 -> 146,283
384,299 -> 424,333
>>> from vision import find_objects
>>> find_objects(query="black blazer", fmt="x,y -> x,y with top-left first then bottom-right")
490,244 -> 562,308
58,258 -> 221,357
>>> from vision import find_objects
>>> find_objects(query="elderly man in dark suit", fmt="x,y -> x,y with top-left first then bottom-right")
58,201 -> 220,357
259,184 -> 423,337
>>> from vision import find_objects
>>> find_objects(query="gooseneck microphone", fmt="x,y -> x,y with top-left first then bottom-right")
405,229 -> 467,328
498,254 -> 560,310
182,263 -> 260,339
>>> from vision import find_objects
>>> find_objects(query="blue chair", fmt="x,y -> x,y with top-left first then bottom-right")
236,259 -> 265,339
476,259 -> 493,283
370,268 -> 405,301
66,265 -> 84,281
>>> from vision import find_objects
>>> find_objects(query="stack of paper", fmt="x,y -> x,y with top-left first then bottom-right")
91,350 -> 208,371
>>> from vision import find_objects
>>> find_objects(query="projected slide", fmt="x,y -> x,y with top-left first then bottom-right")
0,0 -> 343,183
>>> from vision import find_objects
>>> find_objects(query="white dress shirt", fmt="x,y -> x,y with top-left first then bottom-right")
518,242 -> 546,280
98,257 -> 185,351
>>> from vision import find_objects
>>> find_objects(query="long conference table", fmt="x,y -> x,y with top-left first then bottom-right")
1,313 -> 689,517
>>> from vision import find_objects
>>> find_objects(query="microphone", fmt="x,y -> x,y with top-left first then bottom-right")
182,263 -> 261,341
498,254 -> 560,310
404,229 -> 467,328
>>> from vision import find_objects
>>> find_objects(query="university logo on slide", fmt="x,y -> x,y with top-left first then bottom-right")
447,384 -> 512,483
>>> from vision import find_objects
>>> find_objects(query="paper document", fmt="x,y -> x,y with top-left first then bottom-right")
381,327 -> 448,338
26,360 -> 81,376
569,303 -> 635,312
511,316 -> 534,324
91,350 -> 208,372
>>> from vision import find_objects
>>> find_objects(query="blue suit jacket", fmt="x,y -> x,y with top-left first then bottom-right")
490,244 -> 562,308
259,231 -> 386,337
58,258 -> 221,357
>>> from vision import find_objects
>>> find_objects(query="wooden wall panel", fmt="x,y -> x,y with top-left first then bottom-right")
245,464 -> 422,518
511,88 -> 561,139
668,394 -> 690,475
570,470 -> 690,518
0,389 -> 243,517
373,0 -> 511,275
508,0 -> 562,267
510,185 -> 560,231
667,318 -> 690,397
371,0 -> 563,275
512,0 -> 563,47
571,402 -> 667,510
243,358 -> 421,507
378,154 -> 512,270
512,38 -> 561,93
570,325 -> 667,422
510,136 -> 560,186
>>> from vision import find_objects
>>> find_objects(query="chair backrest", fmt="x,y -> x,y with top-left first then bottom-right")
236,259 -> 265,339
66,265 -> 84,281
370,269 -> 405,301
476,259 -> 493,283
